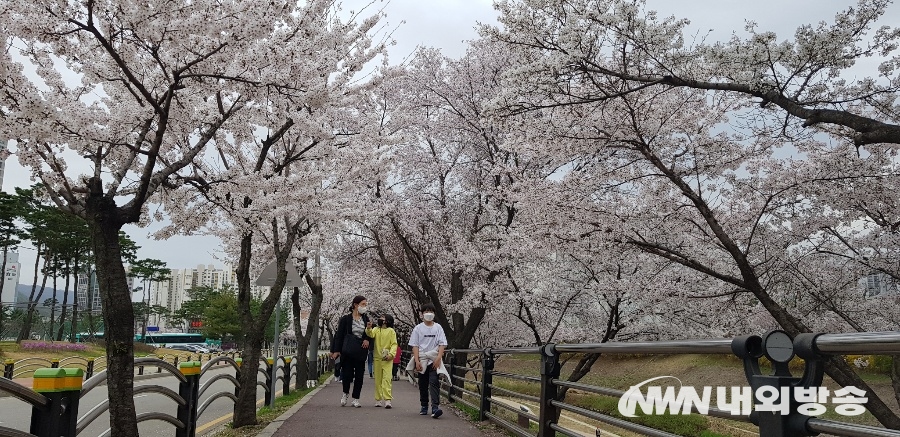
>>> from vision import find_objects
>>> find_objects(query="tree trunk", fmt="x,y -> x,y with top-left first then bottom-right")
232,224 -> 296,428
291,275 -> 323,389
56,259 -> 71,341
290,287 -> 309,388
233,233 -> 263,427
50,255 -> 58,339
18,248 -> 49,342
87,200 -> 138,437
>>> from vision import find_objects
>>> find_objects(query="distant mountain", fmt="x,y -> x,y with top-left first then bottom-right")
13,283 -> 79,316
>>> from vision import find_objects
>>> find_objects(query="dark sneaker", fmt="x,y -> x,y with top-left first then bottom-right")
431,408 -> 443,418
419,406 -> 428,415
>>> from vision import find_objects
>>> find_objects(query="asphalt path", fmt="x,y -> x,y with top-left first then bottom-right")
0,364 -> 273,436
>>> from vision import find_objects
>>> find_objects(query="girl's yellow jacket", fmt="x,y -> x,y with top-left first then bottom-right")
365,326 -> 398,361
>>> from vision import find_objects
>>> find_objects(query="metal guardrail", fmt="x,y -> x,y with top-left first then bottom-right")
435,331 -> 900,437
0,352 -> 331,437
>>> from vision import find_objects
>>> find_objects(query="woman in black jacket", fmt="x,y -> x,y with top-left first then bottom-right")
330,295 -> 373,407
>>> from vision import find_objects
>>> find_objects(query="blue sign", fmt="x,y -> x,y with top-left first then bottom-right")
147,326 -> 160,332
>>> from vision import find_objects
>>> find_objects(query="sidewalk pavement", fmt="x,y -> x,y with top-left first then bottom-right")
270,376 -> 488,437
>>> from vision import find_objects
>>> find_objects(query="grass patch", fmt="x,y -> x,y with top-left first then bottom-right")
455,401 -> 481,422
211,374 -> 329,437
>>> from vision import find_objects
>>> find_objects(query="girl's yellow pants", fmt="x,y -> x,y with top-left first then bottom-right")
373,359 -> 393,400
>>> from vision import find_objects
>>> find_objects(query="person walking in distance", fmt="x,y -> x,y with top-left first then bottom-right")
330,295 -> 372,408
392,344 -> 402,381
409,303 -> 448,418
366,314 -> 398,408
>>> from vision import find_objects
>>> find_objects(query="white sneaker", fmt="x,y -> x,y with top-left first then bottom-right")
340,393 -> 348,406
384,401 -> 392,409
351,399 -> 361,408
375,400 -> 383,407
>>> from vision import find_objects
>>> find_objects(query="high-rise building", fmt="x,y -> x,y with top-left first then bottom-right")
76,269 -> 134,314
863,272 -> 898,299
150,264 -> 238,329
1,251 -> 20,303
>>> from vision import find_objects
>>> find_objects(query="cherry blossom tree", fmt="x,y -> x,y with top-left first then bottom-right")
484,0 -> 900,427
488,0 -> 900,147
150,3 -> 388,425
0,0 -> 384,432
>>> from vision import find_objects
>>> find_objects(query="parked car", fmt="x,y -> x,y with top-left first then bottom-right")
186,344 -> 211,353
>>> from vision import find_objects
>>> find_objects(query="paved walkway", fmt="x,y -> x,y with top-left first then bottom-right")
271,376 -> 487,437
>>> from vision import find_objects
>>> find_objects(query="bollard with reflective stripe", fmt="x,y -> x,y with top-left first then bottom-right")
283,357 -> 292,396
31,367 -> 83,437
265,358 -> 275,407
176,361 -> 201,437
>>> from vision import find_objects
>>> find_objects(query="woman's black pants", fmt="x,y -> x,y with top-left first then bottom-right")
341,356 -> 366,399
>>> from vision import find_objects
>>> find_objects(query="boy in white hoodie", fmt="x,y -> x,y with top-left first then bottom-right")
409,303 -> 447,418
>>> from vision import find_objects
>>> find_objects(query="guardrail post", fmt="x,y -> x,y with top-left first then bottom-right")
479,349 -> 494,421
51,359 -> 59,368
233,358 -> 243,415
85,359 -> 93,379
3,359 -> 12,379
176,361 -> 201,437
30,367 -> 82,437
60,368 -> 83,436
538,344 -> 560,437
447,352 -> 455,403
733,331 -> 825,437
283,357 -> 292,396
266,358 -> 275,407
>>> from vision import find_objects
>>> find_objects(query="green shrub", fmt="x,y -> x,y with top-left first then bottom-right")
870,355 -> 893,375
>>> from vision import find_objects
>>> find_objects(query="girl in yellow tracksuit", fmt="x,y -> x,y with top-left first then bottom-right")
366,314 -> 398,408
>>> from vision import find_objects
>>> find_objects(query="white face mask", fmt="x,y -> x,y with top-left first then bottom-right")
357,305 -> 368,314
423,312 -> 435,322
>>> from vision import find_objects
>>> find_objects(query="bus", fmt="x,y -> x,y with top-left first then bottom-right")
76,332 -> 219,350
138,333 -> 207,348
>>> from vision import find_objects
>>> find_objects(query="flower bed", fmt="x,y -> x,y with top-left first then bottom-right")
20,341 -> 89,353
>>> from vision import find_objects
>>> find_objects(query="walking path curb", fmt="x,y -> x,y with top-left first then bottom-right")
254,379 -> 331,437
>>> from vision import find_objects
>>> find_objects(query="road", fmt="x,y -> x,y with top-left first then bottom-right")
0,364 -> 273,436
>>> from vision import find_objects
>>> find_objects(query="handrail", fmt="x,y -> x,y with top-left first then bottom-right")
0,378 -> 49,408
134,385 -> 186,406
76,399 -> 109,434
554,339 -> 733,355
196,392 -> 239,418
552,400 -> 681,437
133,358 -> 187,383
0,425 -> 38,437
813,332 -> 900,355
97,413 -> 185,437
806,418 -> 900,437
198,374 -> 240,398
80,369 -> 108,398
201,356 -> 239,375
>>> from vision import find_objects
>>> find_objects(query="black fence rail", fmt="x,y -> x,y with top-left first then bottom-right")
432,331 -> 900,437
0,352 -> 331,437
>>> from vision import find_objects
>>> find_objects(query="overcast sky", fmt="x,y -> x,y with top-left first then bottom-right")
4,0 -> 898,291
